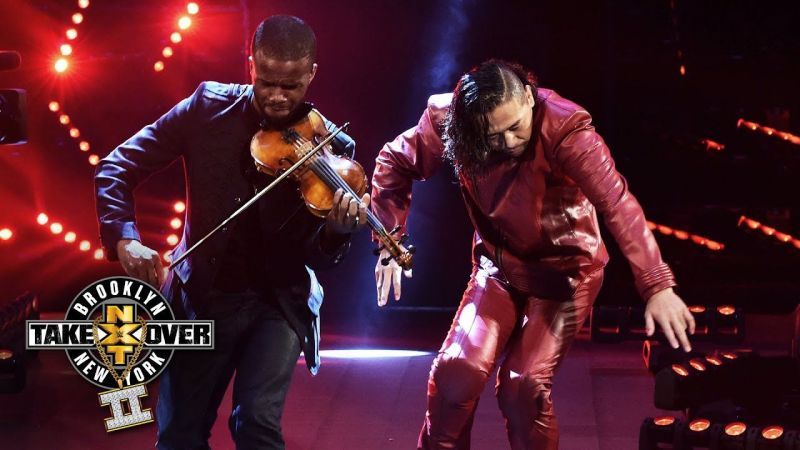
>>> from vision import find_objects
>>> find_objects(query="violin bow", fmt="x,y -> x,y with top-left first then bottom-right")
168,122 -> 350,270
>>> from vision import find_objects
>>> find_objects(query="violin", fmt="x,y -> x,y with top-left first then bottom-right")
169,108 -> 414,271
249,108 -> 415,270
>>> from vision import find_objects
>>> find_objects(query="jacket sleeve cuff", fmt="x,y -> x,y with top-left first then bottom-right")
636,262 -> 678,301
100,221 -> 141,261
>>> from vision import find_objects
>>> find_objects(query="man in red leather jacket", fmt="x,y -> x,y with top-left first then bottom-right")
371,60 -> 696,450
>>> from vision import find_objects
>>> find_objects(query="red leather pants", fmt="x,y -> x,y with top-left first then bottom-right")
418,264 -> 604,450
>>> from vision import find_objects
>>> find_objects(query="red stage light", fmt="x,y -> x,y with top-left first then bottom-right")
59,114 -> 70,125
688,305 -> 706,313
178,16 -> 192,30
689,418 -> 710,432
673,230 -> 689,240
721,351 -> 738,360
72,13 -> 84,24
64,232 -> 76,243
54,58 -> 69,73
163,250 -> 173,263
724,422 -> 746,436
0,228 -> 13,241
654,416 -> 675,426
69,127 -> 80,138
671,364 -> 689,376
657,225 -> 673,235
79,141 -> 90,151
717,305 -> 735,316
154,61 -> 165,72
50,223 -> 63,234
37,213 -> 49,225
705,356 -> 722,366
174,201 -> 186,213
166,234 -> 179,246
88,154 -> 100,165
679,65 -> 686,76
170,218 -> 182,229
170,32 -> 182,44
79,240 -> 91,251
689,359 -> 706,372
48,101 -> 60,112
187,2 -> 199,15
78,0 -> 90,8
774,232 -> 792,242
66,28 -> 78,40
93,249 -> 104,260
762,425 -> 784,440
162,46 -> 173,58
60,44 -> 73,56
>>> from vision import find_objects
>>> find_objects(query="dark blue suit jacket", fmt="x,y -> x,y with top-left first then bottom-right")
95,81 -> 355,374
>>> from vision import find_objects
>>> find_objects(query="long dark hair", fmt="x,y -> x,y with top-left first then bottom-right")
443,59 -> 537,177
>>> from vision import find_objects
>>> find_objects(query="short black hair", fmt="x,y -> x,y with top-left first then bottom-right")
251,15 -> 316,62
443,59 -> 538,176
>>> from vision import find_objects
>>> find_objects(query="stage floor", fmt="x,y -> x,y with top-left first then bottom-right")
2,313 -> 794,449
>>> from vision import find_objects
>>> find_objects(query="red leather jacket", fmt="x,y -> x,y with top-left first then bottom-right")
371,89 -> 676,301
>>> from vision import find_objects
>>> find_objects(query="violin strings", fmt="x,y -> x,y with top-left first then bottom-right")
291,136 -> 390,239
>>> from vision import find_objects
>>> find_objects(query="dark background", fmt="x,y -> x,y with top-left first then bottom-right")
1,0 -> 798,335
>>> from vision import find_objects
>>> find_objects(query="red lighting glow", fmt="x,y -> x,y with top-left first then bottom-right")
48,101 -> 60,112
50,223 -> 63,234
170,32 -> 182,44
705,356 -> 722,366
72,13 -> 84,24
37,213 -> 49,225
187,2 -> 199,15
154,61 -> 165,72
60,44 -> 73,56
174,201 -> 186,213
689,419 -> 710,432
66,28 -> 78,40
78,0 -> 90,8
170,218 -> 182,229
717,305 -> 735,316
671,364 -> 689,376
700,138 -> 725,152
64,231 -> 77,243
59,114 -> 70,125
762,425 -> 784,440
79,141 -> 90,151
93,249 -> 104,260
166,234 -> 179,246
689,359 -> 706,372
654,416 -> 676,426
688,305 -> 706,313
88,154 -> 100,165
162,47 -> 174,58
649,220 -> 723,250
738,118 -> 800,146
724,422 -> 747,436
55,58 -> 69,73
0,228 -> 13,241
178,16 -> 192,30
79,240 -> 91,251
69,127 -> 80,138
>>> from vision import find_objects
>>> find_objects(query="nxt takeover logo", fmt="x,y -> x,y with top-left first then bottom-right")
26,276 -> 214,432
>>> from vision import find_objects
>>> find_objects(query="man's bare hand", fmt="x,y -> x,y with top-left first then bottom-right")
375,248 -> 412,306
645,287 -> 696,352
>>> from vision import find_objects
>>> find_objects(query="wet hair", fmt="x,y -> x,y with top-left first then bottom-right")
251,15 -> 316,62
443,59 -> 537,176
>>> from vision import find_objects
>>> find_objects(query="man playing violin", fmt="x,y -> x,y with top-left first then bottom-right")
95,15 -> 368,449
371,59 -> 695,449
